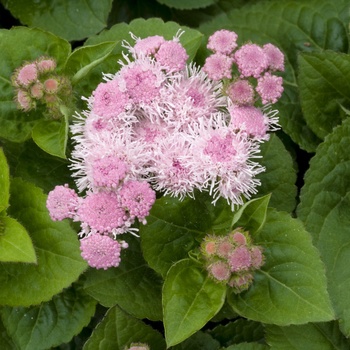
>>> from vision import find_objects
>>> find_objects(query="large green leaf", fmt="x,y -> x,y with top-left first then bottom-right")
298,51 -> 350,139
140,195 -> 213,278
0,178 -> 86,306
0,283 -> 96,350
199,0 -> 349,151
0,216 -> 36,263
0,27 -> 71,143
297,117 -> 350,336
83,305 -> 166,350
0,148 -> 10,213
163,259 -> 226,347
156,0 -> 217,10
1,0 -> 113,41
257,134 -> 297,213
265,322 -> 350,350
83,236 -> 163,321
227,209 -> 334,325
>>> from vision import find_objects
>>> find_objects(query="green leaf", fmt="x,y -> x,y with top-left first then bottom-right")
1,0 -> 113,41
83,236 -> 163,321
0,216 -> 36,263
0,283 -> 96,350
156,0 -> 217,10
225,343 -> 269,350
231,194 -> 271,234
208,319 -> 265,348
163,259 -> 226,347
32,119 -> 68,159
65,41 -> 118,85
0,27 -> 71,143
0,178 -> 87,306
140,195 -> 212,278
227,209 -> 334,325
83,305 -> 166,350
297,117 -> 350,336
199,0 -> 350,151
0,318 -> 15,350
170,331 -> 220,350
265,322 -> 350,350
257,134 -> 297,213
0,148 -> 10,213
298,51 -> 350,139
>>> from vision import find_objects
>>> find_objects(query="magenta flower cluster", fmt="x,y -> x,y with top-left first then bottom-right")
200,229 -> 264,293
46,30 -> 284,270
11,57 -> 72,119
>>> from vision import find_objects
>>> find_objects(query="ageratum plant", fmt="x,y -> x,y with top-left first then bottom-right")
0,1 -> 349,349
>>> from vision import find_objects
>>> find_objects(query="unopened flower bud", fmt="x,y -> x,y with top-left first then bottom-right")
36,57 -> 57,73
30,82 -> 44,99
16,89 -> 34,111
228,272 -> 254,293
15,63 -> 38,87
208,261 -> 231,282
44,78 -> 60,94
125,342 -> 150,350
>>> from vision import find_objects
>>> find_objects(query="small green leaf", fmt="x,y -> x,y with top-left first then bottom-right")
140,195 -> 212,277
170,331 -> 220,350
163,259 -> 226,347
227,209 -> 334,325
297,117 -> 350,336
65,41 -> 118,85
32,119 -> 68,159
156,0 -> 217,10
83,236 -> 162,321
231,194 -> 271,234
0,178 -> 87,306
0,284 -> 96,350
0,148 -> 10,213
298,51 -> 350,139
0,216 -> 36,263
2,0 -> 113,41
83,305 -> 166,350
265,322 -> 350,350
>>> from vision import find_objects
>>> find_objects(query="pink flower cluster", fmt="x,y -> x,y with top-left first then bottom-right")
46,30 -> 284,270
201,228 -> 264,293
11,57 -> 72,119
204,30 -> 284,106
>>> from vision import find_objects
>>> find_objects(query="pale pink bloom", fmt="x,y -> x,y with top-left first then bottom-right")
132,117 -> 167,144
133,35 -> 165,57
256,72 -> 284,104
250,246 -> 264,268
231,231 -> 247,245
155,40 -> 188,72
228,246 -> 252,272
92,79 -> 129,118
229,105 -> 269,140
208,261 -> 231,282
203,53 -> 233,80
30,82 -> 44,99
207,29 -> 238,55
80,234 -> 123,269
16,63 -> 38,87
46,184 -> 79,221
234,44 -> 268,78
227,79 -> 255,106
263,43 -> 285,71
36,57 -> 56,72
91,156 -> 128,188
216,239 -> 234,258
119,180 -> 156,223
77,191 -> 128,234
16,89 -> 32,111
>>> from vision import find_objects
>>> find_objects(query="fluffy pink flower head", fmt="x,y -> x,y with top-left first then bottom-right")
16,89 -> 33,111
36,57 -> 57,73
77,191 -> 128,233
208,261 -> 231,282
204,133 -> 237,163
250,246 -> 264,268
119,180 -> 156,223
16,63 -> 38,87
46,184 -> 79,221
133,35 -> 166,57
227,79 -> 255,106
92,79 -> 129,118
43,78 -> 60,94
234,43 -> 268,78
228,245 -> 252,272
155,40 -> 188,72
30,82 -> 44,99
121,64 -> 161,104
216,238 -> 234,258
231,231 -> 247,245
91,156 -> 128,188
256,72 -> 284,104
263,43 -> 285,71
80,234 -> 124,269
229,105 -> 269,140
207,29 -> 238,55
203,53 -> 233,80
